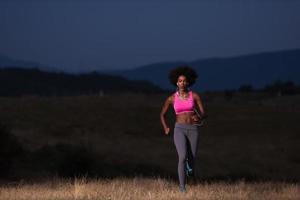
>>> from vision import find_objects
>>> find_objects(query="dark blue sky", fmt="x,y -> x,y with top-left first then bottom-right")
0,0 -> 300,72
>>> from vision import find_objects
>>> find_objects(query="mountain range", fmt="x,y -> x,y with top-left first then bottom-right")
105,49 -> 300,91
1,49 -> 300,91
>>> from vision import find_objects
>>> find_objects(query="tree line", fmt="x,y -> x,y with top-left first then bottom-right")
0,67 -> 164,97
238,80 -> 300,96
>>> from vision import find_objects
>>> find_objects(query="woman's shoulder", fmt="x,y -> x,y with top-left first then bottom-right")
167,93 -> 176,103
191,90 -> 201,98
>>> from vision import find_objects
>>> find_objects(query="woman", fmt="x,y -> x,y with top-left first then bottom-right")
160,66 -> 206,193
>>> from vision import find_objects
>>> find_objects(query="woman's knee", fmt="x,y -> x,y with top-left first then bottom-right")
178,155 -> 187,163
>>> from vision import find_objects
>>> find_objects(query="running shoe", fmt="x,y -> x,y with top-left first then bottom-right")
185,159 -> 194,177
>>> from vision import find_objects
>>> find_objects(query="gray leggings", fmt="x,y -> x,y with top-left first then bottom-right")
174,123 -> 200,187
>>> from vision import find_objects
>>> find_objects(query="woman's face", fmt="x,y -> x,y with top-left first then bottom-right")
177,75 -> 188,89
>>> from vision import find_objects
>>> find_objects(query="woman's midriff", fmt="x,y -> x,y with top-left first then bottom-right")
176,112 -> 198,124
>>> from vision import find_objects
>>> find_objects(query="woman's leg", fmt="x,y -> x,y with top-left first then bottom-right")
186,128 -> 200,175
174,126 -> 187,189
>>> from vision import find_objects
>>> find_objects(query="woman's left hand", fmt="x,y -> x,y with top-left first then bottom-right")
191,114 -> 200,123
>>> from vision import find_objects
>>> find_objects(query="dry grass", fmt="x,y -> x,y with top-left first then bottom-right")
0,93 -> 299,198
0,177 -> 299,200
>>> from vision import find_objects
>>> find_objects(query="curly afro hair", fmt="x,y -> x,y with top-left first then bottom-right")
168,65 -> 198,87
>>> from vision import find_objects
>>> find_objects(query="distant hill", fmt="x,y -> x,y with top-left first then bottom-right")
0,54 -> 41,68
105,49 -> 300,91
0,67 -> 163,96
2,49 -> 300,91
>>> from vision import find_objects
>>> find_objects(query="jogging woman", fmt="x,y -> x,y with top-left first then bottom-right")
160,66 -> 206,192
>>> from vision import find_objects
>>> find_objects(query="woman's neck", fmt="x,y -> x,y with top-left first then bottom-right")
178,88 -> 189,94
177,89 -> 189,98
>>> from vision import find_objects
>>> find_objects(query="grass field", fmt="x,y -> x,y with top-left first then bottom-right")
0,177 -> 299,200
0,92 -> 299,199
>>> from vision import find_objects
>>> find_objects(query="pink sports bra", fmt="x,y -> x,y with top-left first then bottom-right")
173,91 -> 195,115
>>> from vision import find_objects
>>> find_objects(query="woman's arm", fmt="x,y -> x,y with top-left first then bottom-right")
160,95 -> 173,135
193,92 -> 206,118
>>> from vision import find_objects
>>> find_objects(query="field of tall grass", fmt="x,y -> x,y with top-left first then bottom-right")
0,92 -> 299,199
0,177 -> 299,200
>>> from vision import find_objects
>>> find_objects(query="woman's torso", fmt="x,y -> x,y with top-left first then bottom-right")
173,91 -> 197,125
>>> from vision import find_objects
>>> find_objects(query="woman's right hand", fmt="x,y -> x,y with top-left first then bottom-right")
164,127 -> 170,135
